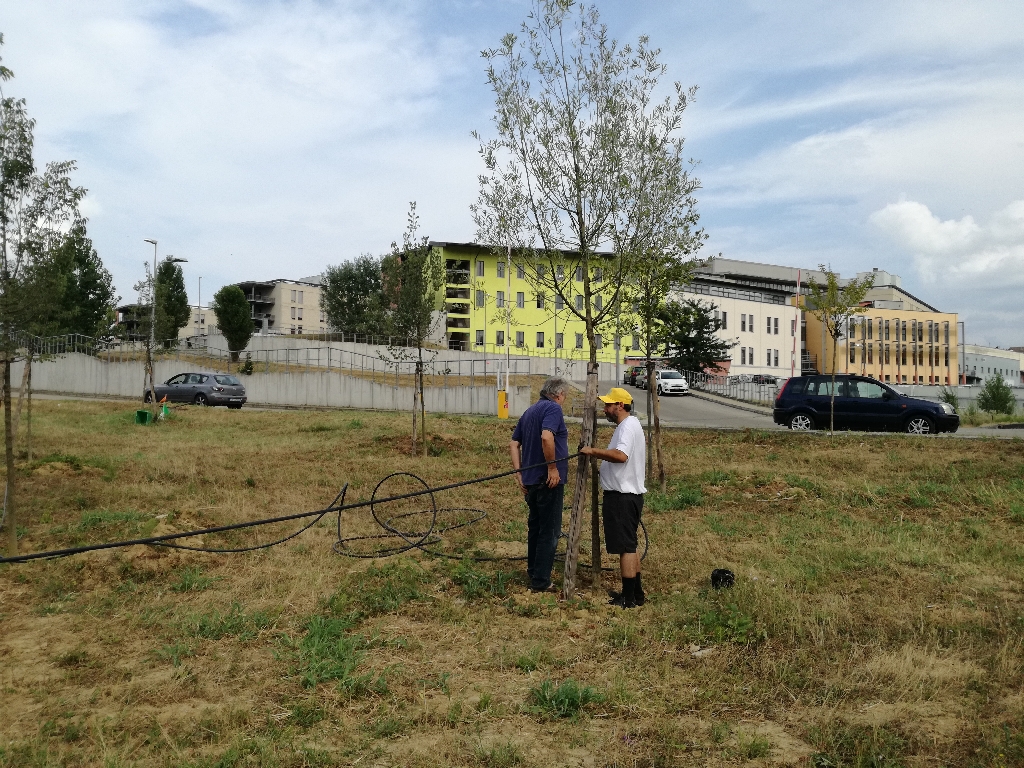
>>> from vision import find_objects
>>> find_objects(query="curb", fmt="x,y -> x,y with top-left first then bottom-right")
688,391 -> 773,417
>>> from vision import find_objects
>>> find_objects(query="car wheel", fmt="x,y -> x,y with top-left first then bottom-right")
143,392 -> 152,403
905,415 -> 934,435
788,413 -> 814,431
227,404 -> 242,410
194,393 -> 209,406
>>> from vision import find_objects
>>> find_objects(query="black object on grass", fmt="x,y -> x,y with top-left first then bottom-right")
711,569 -> 735,589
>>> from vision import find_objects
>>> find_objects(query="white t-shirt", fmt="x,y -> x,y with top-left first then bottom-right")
598,415 -> 646,495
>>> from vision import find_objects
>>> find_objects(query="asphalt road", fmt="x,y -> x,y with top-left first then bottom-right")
611,381 -> 782,430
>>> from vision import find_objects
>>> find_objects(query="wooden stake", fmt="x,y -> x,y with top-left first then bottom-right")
562,361 -> 598,599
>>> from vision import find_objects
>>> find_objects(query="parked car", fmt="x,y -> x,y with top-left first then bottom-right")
773,374 -> 958,434
143,372 -> 247,408
623,365 -> 645,386
750,374 -> 778,385
636,369 -> 690,396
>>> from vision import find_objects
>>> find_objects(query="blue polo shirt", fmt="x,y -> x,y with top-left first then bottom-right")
512,396 -> 569,486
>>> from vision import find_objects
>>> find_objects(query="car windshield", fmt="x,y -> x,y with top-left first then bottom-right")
214,375 -> 241,385
660,371 -> 683,379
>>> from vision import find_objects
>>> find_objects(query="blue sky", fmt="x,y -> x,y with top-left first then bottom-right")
4,0 -> 1023,345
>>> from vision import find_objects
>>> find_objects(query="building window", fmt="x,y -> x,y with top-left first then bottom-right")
594,267 -> 603,283
496,290 -> 505,308
594,294 -> 603,311
516,331 -> 524,347
632,334 -> 640,349
516,292 -> 525,309
536,332 -> 545,348
556,265 -> 564,281
773,317 -> 779,335
766,316 -> 772,334
741,347 -> 747,365
575,265 -> 583,281
867,319 -> 873,340
575,295 -> 584,311
790,318 -> 796,336
944,347 -> 949,366
575,333 -> 584,349
291,307 -> 296,320
766,349 -> 771,366
290,290 -> 296,302
773,349 -> 779,367
555,294 -> 564,311
297,307 -> 303,321
594,334 -> 603,349
884,345 -> 890,364
476,290 -> 485,308
849,318 -> 856,338
496,330 -> 505,346
555,333 -> 564,349
850,344 -> 856,364
884,319 -> 890,340
476,260 -> 485,277
721,311 -> 727,330
297,326 -> 302,334
944,321 -> 949,344
901,321 -> 906,341
298,290 -> 304,304
741,314 -> 747,333
516,264 -> 525,280
536,264 -> 546,279
497,261 -> 505,279
868,345 -> 873,364
475,330 -> 484,346
319,310 -> 324,323
536,293 -> 545,309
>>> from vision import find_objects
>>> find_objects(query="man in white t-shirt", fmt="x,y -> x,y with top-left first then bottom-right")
580,387 -> 647,608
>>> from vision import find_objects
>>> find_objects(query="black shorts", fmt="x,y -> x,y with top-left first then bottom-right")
603,490 -> 643,555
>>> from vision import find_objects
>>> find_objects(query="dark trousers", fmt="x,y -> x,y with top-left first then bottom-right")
525,483 -> 564,590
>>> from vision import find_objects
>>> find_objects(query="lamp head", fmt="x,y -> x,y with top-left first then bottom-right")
144,239 -> 157,245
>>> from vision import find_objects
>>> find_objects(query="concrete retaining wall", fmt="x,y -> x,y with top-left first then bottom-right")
14,354 -> 533,417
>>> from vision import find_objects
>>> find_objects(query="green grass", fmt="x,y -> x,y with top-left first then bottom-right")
527,679 -> 603,720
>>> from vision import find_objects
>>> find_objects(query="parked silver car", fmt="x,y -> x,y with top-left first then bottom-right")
635,369 -> 690,395
143,372 -> 247,408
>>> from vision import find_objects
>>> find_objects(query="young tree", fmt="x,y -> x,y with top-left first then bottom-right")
155,257 -> 190,345
472,0 -> 700,597
211,285 -> 254,362
380,203 -> 444,456
659,298 -> 734,374
805,266 -> 874,433
977,372 -> 1015,416
0,40 -> 86,555
320,254 -> 384,335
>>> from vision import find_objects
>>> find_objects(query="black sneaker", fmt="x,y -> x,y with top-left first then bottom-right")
607,589 -> 645,606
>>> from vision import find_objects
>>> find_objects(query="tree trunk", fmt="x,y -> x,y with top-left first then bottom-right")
146,339 -> 158,419
645,359 -> 654,477
26,359 -> 31,462
830,330 -> 838,434
653,383 -> 666,492
11,355 -> 30,436
4,359 -> 16,557
562,360 -> 599,599
590,407 -> 601,590
411,384 -> 418,456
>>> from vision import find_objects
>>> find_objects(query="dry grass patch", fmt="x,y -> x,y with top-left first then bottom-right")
0,401 -> 1023,766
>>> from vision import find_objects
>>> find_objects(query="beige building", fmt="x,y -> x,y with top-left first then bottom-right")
235,276 -> 326,335
178,305 -> 219,341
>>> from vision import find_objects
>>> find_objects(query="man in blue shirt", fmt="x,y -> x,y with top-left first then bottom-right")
509,377 -> 570,592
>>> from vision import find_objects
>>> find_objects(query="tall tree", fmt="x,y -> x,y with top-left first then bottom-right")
320,254 -> 384,335
659,298 -> 734,374
472,0 -> 700,597
381,203 -> 444,456
805,266 -> 874,433
0,38 -> 86,555
36,220 -> 117,337
211,285 -> 254,362
154,257 -> 189,345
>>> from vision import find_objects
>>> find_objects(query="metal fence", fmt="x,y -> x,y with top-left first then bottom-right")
679,369 -> 782,407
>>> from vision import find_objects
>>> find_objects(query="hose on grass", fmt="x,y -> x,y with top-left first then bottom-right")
0,453 -> 647,569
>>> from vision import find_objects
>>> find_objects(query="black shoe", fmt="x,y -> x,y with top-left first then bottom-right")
529,584 -> 558,594
608,587 -> 646,606
608,593 -> 638,609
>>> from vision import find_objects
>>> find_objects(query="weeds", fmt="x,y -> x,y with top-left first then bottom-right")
297,615 -> 386,696
450,560 -> 513,599
527,679 -> 603,720
186,603 -> 274,640
170,566 -> 220,593
327,561 -> 428,617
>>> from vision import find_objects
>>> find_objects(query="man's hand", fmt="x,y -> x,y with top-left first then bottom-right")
545,463 -> 560,488
580,446 -> 595,456
514,471 -> 527,496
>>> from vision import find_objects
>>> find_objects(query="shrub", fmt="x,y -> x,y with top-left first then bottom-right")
938,385 -> 959,412
977,373 -> 1016,415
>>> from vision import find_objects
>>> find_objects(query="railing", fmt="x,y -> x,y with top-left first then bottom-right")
679,368 -> 782,407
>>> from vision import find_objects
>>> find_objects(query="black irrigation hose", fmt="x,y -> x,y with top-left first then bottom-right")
0,452 -> 647,568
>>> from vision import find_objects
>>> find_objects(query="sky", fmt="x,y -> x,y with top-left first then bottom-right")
3,0 -> 1023,346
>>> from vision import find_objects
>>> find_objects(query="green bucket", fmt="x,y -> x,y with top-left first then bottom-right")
135,409 -> 152,425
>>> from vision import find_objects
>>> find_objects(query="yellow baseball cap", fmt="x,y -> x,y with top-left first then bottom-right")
597,387 -> 633,405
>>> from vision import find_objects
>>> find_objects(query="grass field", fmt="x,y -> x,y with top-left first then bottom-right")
1,400 -> 1023,767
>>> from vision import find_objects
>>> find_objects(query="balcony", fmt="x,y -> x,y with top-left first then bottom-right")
447,302 -> 470,315
447,317 -> 471,329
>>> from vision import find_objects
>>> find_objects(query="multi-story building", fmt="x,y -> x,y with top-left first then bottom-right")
696,259 -> 961,385
962,344 -> 1023,386
178,305 -> 219,341
234,276 -> 326,335
675,275 -> 801,376
432,242 -> 631,364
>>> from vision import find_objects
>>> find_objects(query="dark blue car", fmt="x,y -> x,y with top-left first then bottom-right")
773,375 -> 959,434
